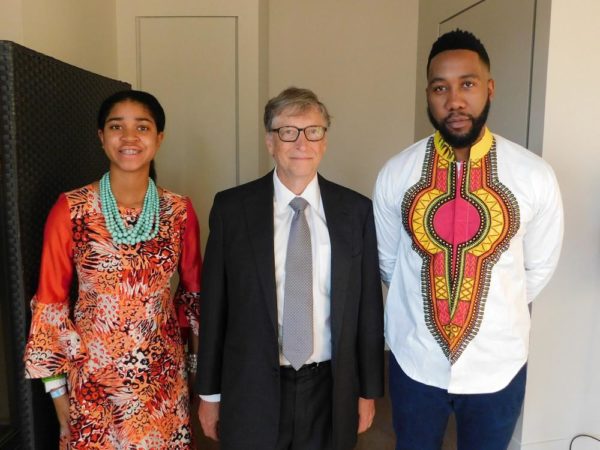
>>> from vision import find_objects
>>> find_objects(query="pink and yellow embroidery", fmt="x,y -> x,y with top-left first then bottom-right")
402,129 -> 519,363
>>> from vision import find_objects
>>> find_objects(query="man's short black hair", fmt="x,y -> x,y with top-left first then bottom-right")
427,29 -> 490,73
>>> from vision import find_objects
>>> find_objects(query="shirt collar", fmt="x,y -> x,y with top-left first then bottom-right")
273,170 -> 321,213
434,127 -> 493,162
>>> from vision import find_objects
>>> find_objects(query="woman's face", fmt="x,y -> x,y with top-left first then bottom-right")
98,100 -> 164,175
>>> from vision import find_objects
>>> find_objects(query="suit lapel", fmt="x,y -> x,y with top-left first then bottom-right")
243,172 -> 278,334
319,175 -> 353,351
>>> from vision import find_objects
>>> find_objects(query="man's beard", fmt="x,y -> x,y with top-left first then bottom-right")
427,99 -> 491,149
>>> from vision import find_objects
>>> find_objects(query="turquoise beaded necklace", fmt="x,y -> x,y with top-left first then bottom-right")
99,172 -> 160,245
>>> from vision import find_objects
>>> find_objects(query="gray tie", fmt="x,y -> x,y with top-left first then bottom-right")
282,197 -> 313,370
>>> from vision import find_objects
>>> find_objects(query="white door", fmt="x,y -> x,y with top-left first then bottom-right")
138,16 -> 237,247
116,0 -> 267,250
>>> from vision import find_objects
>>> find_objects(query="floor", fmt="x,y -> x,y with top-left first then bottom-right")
193,352 -> 457,449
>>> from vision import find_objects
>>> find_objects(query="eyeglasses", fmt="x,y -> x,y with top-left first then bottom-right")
270,125 -> 327,142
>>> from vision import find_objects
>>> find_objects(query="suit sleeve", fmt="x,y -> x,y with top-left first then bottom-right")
357,202 -> 385,399
195,193 -> 227,395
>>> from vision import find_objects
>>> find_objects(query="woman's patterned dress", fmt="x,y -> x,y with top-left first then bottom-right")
23,184 -> 201,449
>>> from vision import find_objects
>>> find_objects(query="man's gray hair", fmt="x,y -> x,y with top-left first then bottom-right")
263,87 -> 331,130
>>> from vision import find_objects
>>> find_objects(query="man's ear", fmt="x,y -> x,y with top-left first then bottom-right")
265,132 -> 275,156
487,78 -> 495,101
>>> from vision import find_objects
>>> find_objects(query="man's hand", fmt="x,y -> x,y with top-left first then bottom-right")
357,397 -> 375,434
198,399 -> 220,441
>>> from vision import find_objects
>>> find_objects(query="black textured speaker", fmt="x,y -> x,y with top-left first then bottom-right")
0,41 -> 130,450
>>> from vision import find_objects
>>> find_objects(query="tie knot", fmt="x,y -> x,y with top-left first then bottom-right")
289,197 -> 309,213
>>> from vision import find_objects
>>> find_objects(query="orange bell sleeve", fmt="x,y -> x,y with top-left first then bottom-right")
23,194 -> 87,378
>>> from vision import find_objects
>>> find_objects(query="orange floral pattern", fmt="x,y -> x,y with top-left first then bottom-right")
23,184 -> 201,449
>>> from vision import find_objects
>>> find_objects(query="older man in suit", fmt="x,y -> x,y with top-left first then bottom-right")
196,87 -> 384,450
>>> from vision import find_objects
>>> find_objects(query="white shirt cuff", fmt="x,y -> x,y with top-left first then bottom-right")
43,377 -> 67,392
199,394 -> 221,402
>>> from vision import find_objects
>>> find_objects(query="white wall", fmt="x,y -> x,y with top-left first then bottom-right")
0,0 -> 24,42
0,0 -> 117,79
268,0 -> 419,197
521,1 -> 600,449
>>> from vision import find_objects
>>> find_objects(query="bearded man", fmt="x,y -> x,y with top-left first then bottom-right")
373,29 -> 563,450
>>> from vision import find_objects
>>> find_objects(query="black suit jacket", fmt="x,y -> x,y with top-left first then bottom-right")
196,172 -> 384,450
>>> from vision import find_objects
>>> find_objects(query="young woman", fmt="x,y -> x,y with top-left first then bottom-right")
23,90 -> 201,449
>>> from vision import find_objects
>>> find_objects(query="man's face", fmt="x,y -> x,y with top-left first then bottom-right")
426,49 -> 494,149
266,106 -> 327,191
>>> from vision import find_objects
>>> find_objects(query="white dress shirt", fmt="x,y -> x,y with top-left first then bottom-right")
273,171 -> 332,366
374,131 -> 563,394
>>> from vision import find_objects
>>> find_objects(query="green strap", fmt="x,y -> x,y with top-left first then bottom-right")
42,374 -> 66,383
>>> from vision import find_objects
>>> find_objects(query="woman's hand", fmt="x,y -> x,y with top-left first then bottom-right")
51,392 -> 71,441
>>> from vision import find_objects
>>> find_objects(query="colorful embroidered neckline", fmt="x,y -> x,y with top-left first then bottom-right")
434,127 -> 493,162
402,135 -> 520,363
